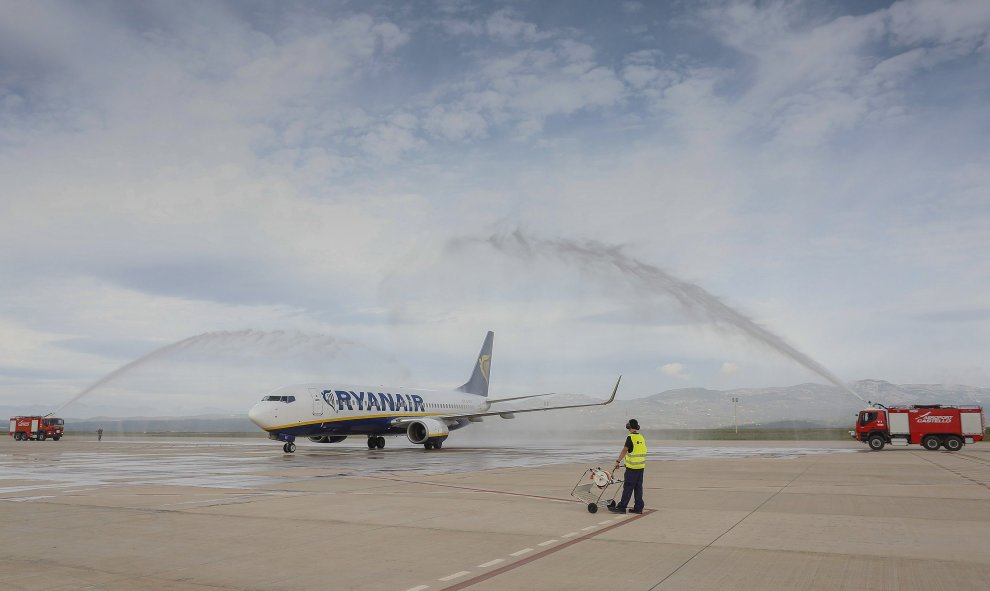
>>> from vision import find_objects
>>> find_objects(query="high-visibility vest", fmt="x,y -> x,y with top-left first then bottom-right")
624,433 -> 647,469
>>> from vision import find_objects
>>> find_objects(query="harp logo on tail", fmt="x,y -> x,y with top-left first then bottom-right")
479,354 -> 491,384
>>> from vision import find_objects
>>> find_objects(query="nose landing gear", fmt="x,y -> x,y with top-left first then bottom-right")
282,441 -> 296,453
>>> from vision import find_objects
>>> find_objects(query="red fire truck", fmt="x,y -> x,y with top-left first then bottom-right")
8,416 -> 65,441
853,404 -> 984,451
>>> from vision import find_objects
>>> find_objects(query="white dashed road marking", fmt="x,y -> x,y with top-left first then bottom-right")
581,525 -> 597,531
406,586 -> 429,591
439,571 -> 471,582
561,531 -> 579,538
477,559 -> 504,568
537,539 -> 557,547
509,548 -> 533,557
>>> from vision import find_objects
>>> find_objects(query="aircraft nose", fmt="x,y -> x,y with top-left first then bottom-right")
248,403 -> 270,427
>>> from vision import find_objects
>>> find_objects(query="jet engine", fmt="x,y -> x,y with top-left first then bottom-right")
406,418 -> 449,444
308,435 -> 347,443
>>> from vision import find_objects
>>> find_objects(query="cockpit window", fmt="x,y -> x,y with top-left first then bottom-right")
262,395 -> 296,403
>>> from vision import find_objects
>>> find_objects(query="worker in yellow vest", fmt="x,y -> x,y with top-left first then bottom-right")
609,418 -> 646,514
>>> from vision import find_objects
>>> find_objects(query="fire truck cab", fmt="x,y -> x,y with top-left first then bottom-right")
853,405 -> 984,451
8,416 -> 65,441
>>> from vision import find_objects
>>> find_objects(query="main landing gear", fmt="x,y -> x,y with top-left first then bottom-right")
424,438 -> 444,450
282,441 -> 296,453
367,436 -> 386,450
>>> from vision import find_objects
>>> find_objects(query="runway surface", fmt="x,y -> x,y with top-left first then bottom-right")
0,437 -> 857,493
2,436 -> 988,590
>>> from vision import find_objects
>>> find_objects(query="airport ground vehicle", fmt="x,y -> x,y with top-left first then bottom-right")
8,416 -> 65,441
852,405 -> 984,451
571,467 -> 623,513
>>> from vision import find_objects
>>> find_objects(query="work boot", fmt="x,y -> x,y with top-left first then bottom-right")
607,505 -> 626,514
629,509 -> 643,514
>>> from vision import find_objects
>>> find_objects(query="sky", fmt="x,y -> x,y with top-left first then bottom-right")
1,0 -> 989,416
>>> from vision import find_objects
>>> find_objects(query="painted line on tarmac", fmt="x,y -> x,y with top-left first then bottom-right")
477,559 -> 504,568
366,474 -> 577,504
438,509 -> 654,591
560,531 -> 578,538
406,586 -> 430,591
438,571 -> 470,582
509,548 -> 533,557
537,539 -> 557,547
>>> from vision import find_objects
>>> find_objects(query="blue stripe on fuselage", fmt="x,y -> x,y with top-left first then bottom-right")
271,416 -> 469,438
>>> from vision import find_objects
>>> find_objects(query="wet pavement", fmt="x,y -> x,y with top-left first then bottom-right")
0,437 -> 859,494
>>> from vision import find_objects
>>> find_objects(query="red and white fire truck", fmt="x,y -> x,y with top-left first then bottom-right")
853,404 -> 984,451
8,416 -> 65,441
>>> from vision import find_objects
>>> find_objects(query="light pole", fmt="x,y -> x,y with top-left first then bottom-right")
732,397 -> 739,435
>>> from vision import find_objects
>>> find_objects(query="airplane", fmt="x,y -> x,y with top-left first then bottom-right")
248,331 -> 620,453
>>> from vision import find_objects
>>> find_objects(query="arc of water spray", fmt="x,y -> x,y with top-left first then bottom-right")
52,329 -> 354,414
454,229 -> 866,404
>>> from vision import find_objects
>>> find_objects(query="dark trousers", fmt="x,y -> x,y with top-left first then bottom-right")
618,468 -> 644,511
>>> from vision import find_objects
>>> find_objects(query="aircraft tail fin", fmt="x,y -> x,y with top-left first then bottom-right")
457,331 -> 493,397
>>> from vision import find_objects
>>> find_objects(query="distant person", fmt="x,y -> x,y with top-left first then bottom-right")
97,428 -> 103,442
609,419 -> 646,514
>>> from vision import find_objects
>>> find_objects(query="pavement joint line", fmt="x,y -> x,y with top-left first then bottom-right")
537,539 -> 557,546
509,548 -> 533,557
438,508 -> 653,591
477,559 -> 504,568
365,474 -> 577,504
647,455 -> 822,591
438,571 -> 471,581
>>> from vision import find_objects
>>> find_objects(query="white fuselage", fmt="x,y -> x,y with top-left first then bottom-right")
247,383 -> 488,439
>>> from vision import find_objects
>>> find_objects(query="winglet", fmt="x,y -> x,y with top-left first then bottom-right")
603,375 -> 621,405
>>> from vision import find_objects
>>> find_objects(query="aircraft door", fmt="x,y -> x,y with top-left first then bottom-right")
310,389 -> 324,416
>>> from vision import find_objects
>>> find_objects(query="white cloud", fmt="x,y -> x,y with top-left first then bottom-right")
485,8 -> 552,44
719,362 -> 740,376
660,362 -> 690,379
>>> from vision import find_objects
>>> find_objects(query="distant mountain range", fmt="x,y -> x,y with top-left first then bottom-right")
4,380 -> 987,434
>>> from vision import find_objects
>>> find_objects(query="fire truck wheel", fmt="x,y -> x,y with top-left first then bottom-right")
13,432 -> 21,441
37,432 -> 46,441
52,435 -> 61,441
922,436 -> 941,451
943,436 -> 963,452
868,435 -> 885,451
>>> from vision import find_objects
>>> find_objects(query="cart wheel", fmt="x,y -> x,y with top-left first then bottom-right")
606,500 -> 616,508
587,503 -> 598,513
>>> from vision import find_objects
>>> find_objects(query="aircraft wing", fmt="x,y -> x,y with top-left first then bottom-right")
485,393 -> 556,404
428,376 -> 621,422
